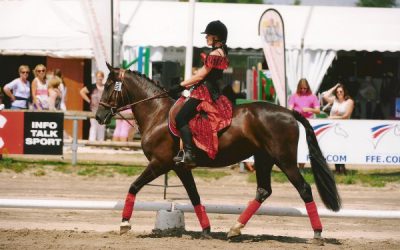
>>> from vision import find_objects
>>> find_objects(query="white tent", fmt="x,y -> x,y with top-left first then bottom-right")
120,1 -> 309,50
120,1 -> 400,94
121,2 -> 400,51
0,0 -> 92,58
1,1 -> 399,93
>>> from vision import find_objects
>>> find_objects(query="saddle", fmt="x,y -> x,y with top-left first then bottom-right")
169,95 -> 232,159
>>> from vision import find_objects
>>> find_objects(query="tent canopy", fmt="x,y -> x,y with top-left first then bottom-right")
0,0 -> 92,58
121,1 -> 400,52
1,0 -> 400,58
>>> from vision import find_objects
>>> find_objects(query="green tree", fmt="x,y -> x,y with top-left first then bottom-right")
357,0 -> 397,7
293,0 -> 301,5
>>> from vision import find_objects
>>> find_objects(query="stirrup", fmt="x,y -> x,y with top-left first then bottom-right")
182,150 -> 196,167
173,150 -> 185,163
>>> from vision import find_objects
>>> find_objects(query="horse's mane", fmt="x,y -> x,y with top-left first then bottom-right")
126,70 -> 168,93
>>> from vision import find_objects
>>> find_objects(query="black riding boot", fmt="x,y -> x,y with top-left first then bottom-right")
174,125 -> 196,167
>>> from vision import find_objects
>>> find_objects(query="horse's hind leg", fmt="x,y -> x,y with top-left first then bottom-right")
174,167 -> 211,238
227,152 -> 274,238
120,163 -> 169,235
280,163 -> 323,239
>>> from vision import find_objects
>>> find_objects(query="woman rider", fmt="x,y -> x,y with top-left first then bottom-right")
170,20 -> 231,167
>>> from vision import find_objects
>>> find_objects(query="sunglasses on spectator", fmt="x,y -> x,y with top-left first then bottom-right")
336,90 -> 343,93
20,71 -> 29,74
37,69 -> 46,73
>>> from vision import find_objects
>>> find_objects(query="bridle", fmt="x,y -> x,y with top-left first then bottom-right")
99,69 -> 169,127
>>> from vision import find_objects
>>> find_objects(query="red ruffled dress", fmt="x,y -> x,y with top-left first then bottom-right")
186,53 -> 233,159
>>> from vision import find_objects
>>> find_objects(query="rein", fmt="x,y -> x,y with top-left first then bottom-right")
99,69 -> 169,127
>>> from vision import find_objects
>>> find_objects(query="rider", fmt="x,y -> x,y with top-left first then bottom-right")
170,20 -> 230,167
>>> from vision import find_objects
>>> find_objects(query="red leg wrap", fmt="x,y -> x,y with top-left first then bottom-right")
122,193 -> 136,220
305,201 -> 322,231
238,200 -> 261,225
194,204 -> 210,229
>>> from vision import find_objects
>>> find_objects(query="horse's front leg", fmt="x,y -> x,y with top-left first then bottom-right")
120,162 -> 169,235
174,167 -> 211,238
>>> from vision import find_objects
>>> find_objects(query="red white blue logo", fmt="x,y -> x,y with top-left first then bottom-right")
313,123 -> 348,140
371,124 -> 400,149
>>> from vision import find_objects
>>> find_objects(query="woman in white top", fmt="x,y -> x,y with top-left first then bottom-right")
322,83 -> 354,174
31,64 -> 49,110
322,83 -> 354,119
3,65 -> 31,109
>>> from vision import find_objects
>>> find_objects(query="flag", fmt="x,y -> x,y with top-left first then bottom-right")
259,9 -> 287,107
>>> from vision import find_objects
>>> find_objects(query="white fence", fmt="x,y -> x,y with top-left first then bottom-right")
1,199 -> 400,219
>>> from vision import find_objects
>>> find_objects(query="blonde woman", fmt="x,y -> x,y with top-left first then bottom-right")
4,65 -> 31,109
47,76 -> 62,111
31,64 -> 49,110
288,78 -> 320,171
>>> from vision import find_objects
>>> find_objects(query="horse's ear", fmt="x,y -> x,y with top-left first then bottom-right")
106,62 -> 113,71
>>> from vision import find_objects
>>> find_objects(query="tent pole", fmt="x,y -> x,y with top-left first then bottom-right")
184,0 -> 196,80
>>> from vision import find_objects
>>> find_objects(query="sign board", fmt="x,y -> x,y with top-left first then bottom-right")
0,111 -> 63,155
298,119 -> 400,165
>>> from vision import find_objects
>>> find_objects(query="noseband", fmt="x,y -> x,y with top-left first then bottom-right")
99,69 -> 169,126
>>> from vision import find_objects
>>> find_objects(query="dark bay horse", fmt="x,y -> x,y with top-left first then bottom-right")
96,63 -> 341,239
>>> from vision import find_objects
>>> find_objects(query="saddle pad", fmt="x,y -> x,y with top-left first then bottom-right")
168,96 -> 232,159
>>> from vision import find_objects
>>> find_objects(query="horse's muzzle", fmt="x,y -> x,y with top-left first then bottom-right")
95,107 -> 112,125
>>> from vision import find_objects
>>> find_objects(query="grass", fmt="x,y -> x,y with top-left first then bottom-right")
1,158 -> 399,187
247,168 -> 400,188
0,158 -> 229,181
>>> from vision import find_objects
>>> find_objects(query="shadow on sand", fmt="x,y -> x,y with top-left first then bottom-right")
136,229 -> 342,246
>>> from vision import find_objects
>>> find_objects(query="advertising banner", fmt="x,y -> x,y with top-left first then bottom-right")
0,111 -> 63,155
298,119 -> 400,165
259,9 -> 287,107
0,111 -> 24,154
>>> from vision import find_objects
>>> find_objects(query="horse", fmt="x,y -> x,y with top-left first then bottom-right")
96,63 -> 341,239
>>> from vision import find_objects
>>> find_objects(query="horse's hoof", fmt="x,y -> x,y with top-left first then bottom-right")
201,227 -> 212,239
311,231 -> 324,245
314,230 -> 322,239
311,237 -> 325,246
120,221 -> 131,235
227,222 -> 244,239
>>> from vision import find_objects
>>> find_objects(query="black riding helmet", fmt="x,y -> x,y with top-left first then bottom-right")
201,20 -> 228,43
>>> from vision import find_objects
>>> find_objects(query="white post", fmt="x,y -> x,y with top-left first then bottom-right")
184,0 -> 195,80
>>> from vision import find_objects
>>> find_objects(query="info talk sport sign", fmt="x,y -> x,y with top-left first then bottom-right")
0,110 -> 63,155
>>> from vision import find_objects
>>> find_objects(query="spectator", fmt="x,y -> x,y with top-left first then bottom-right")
47,76 -> 62,111
80,71 -> 105,142
113,110 -> 137,144
322,83 -> 355,174
288,78 -> 320,171
3,65 -> 31,110
358,76 -> 377,119
31,64 -> 49,110
54,68 -> 67,111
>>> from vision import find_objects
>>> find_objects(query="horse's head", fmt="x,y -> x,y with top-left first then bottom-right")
96,63 -> 133,125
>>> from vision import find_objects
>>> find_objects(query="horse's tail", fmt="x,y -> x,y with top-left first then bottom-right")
293,111 -> 341,212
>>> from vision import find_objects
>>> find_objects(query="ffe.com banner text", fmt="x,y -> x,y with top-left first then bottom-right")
298,119 -> 400,165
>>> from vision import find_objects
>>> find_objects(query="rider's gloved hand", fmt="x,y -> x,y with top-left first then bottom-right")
168,84 -> 185,96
